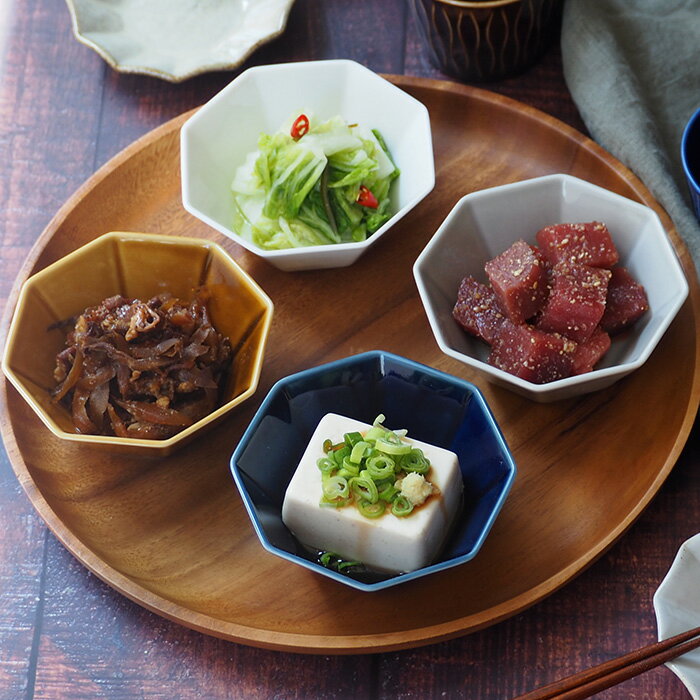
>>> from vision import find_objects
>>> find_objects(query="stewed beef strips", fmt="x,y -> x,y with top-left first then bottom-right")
52,291 -> 232,438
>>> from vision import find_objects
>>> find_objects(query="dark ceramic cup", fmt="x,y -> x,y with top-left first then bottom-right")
409,0 -> 563,83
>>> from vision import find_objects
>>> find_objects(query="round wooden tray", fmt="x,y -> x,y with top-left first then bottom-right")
2,76 -> 699,654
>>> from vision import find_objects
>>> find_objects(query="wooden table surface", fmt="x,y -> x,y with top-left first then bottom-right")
1,1 -> 699,698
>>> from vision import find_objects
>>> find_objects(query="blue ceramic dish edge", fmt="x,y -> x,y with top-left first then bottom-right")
229,349 -> 516,592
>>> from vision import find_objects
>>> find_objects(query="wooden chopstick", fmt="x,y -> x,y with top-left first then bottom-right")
514,625 -> 700,700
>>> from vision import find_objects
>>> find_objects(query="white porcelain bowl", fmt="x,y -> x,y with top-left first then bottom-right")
413,174 -> 689,402
181,59 -> 435,271
654,533 -> 700,699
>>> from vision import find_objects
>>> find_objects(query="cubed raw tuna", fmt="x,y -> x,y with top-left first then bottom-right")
484,239 -> 549,324
571,327 -> 611,375
452,276 -> 506,344
488,320 -> 575,384
536,262 -> 611,343
600,266 -> 649,334
536,222 -> 619,268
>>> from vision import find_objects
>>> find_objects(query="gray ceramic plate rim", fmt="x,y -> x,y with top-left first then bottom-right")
65,0 -> 297,82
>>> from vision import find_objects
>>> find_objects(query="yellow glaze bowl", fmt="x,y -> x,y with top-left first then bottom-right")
2,232 -> 273,456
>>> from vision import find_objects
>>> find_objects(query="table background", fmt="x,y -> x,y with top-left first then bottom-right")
0,1 -> 698,698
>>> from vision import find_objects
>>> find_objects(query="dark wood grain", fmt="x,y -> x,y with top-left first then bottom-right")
0,0 -> 697,697
514,627 -> 700,699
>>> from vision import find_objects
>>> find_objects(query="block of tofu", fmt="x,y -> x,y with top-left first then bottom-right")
281,413 -> 463,574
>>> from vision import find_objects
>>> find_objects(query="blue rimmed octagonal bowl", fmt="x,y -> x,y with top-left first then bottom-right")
229,350 -> 516,592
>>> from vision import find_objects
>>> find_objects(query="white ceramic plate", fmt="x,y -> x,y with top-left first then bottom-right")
653,533 -> 700,699
65,0 -> 296,82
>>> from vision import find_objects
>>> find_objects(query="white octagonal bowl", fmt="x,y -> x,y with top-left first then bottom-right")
413,174 -> 689,402
654,533 -> 700,700
181,59 -> 435,271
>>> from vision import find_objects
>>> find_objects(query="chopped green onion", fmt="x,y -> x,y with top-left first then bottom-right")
378,482 -> 399,502
400,448 -> 430,474
376,432 -> 412,455
344,431 -> 364,448
364,426 -> 385,442
322,474 -> 349,500
337,560 -> 362,572
350,474 -> 379,504
357,499 -> 386,518
332,445 -> 350,465
317,414 -> 435,519
318,551 -> 362,572
323,439 -> 345,453
350,440 -> 370,464
318,551 -> 363,572
391,495 -> 414,517
366,454 -> 395,480
317,457 -> 336,473
338,458 -> 361,479
319,496 -> 352,507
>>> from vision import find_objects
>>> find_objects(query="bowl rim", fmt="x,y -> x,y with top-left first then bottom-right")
180,58 -> 435,262
652,532 -> 700,698
1,231 -> 274,451
681,106 -> 700,194
229,349 -> 517,592
413,173 -> 690,395
65,0 -> 298,83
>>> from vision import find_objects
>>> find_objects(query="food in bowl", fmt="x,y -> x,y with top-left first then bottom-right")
281,412 -> 463,574
180,60 -> 434,272
231,113 -> 399,250
453,221 -> 649,384
51,289 -> 232,439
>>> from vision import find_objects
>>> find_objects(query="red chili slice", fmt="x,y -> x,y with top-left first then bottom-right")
290,114 -> 310,140
357,185 -> 379,209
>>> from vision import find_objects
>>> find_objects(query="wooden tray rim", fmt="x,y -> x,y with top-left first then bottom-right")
1,75 -> 699,653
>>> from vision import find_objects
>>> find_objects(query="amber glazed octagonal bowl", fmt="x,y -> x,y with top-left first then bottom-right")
1,231 -> 273,456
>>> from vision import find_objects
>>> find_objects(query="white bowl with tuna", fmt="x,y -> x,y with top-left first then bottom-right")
413,174 -> 689,402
